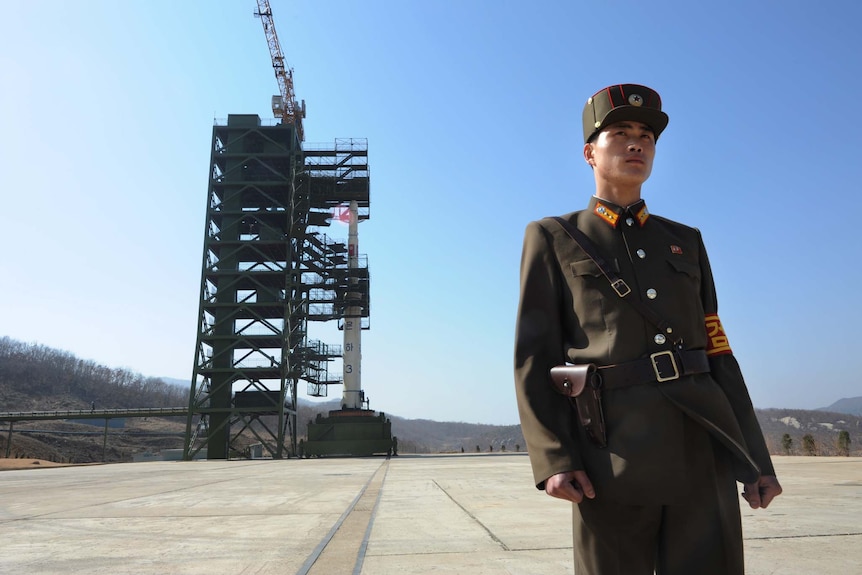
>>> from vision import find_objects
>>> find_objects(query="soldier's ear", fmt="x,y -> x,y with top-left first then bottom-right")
584,142 -> 595,167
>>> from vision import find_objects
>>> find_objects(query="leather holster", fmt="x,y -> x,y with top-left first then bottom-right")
550,364 -> 607,448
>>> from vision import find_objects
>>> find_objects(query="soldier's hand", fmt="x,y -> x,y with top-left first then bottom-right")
545,470 -> 595,504
742,475 -> 783,509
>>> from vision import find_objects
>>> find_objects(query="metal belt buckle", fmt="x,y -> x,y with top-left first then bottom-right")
611,279 -> 631,297
650,350 -> 680,382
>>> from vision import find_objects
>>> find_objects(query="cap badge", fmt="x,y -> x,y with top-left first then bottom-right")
628,94 -> 643,106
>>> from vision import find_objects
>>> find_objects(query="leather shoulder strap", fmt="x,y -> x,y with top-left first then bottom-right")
550,216 -> 676,340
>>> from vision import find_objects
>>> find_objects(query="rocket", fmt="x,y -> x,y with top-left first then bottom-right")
342,200 -> 362,409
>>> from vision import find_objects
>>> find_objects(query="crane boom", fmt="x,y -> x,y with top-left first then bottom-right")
254,0 -> 305,140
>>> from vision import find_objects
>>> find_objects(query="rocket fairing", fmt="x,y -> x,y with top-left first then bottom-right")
342,200 -> 362,409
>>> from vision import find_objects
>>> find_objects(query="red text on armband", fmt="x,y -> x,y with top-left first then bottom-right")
704,313 -> 733,356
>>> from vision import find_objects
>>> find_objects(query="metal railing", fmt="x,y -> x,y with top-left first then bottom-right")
0,407 -> 189,422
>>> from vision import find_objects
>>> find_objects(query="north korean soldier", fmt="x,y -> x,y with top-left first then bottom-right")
514,83 -> 782,574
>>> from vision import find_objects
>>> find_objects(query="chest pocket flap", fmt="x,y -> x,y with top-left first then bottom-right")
570,259 -> 603,278
667,257 -> 701,280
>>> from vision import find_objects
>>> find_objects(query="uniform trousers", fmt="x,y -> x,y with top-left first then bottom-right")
571,415 -> 744,575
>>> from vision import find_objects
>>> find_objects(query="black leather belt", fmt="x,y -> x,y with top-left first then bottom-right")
597,349 -> 710,390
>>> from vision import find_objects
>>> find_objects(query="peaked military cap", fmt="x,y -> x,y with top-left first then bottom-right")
583,84 -> 669,143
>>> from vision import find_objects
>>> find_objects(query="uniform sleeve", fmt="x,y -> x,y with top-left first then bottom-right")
514,221 -> 581,489
697,230 -> 776,477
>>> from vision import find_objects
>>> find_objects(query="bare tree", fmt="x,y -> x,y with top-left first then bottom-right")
837,431 -> 851,457
781,433 -> 793,456
802,434 -> 817,456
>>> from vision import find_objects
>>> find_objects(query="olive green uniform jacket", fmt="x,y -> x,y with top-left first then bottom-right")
514,197 -> 775,505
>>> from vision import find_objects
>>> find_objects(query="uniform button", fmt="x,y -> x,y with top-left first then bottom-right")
654,334 -> 667,345
636,249 -> 646,259
646,288 -> 657,299
626,217 -> 635,226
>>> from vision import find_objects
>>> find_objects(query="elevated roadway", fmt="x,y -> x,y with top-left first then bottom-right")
0,407 -> 189,422
0,407 -> 191,458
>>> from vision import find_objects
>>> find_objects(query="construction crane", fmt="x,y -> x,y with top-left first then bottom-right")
254,0 -> 306,140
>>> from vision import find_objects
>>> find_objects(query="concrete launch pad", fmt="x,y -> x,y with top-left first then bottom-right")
1,455 -> 859,574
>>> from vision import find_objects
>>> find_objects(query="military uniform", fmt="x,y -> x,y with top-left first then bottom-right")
514,84 -> 776,574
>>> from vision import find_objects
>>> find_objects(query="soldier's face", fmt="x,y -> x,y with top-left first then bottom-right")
585,121 -> 656,186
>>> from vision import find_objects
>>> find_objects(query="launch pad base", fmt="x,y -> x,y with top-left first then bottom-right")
300,409 -> 395,457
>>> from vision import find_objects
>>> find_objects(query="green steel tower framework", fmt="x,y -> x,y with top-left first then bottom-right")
182,114 -> 371,460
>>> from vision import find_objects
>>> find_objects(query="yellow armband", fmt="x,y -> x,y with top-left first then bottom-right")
704,313 -> 733,356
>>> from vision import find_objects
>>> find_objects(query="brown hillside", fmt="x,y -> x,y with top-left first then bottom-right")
2,336 -> 859,463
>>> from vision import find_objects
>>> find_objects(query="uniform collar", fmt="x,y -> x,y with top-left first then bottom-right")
588,196 -> 650,228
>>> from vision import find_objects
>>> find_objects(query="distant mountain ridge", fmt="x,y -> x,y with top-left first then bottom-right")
756,408 -> 860,456
157,376 -> 862,419
159,377 -> 190,388
2,336 -> 859,460
818,396 -> 862,416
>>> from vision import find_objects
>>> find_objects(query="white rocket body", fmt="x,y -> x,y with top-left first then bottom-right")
342,200 -> 362,409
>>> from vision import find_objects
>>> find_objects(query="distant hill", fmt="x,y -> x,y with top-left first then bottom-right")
0,336 -> 190,463
158,377 -> 190,388
292,399 -> 525,454
0,337 -> 524,461
388,415 -> 525,454
818,396 -> 862,416
756,408 -> 860,456
0,336 -> 858,461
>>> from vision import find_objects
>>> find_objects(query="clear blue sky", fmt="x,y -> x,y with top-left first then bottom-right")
2,1 -> 860,425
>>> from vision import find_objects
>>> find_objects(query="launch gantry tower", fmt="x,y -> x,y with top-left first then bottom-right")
182,0 -> 372,460
182,119 -> 371,460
